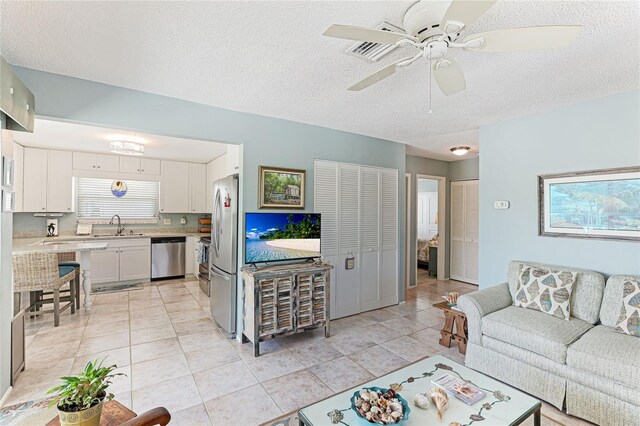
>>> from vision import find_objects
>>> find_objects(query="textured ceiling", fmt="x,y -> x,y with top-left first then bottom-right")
13,119 -> 228,163
1,1 -> 638,161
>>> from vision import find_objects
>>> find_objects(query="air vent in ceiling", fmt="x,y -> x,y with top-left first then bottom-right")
345,21 -> 406,62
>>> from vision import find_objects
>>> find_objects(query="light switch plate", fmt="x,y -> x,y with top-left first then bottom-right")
494,200 -> 510,210
163,218 -> 171,225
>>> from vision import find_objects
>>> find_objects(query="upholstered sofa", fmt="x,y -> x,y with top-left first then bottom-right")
458,260 -> 640,426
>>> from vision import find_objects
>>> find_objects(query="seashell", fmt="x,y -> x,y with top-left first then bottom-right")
389,401 -> 402,413
365,411 -> 374,421
370,406 -> 381,415
354,398 -> 363,408
370,390 -> 379,400
429,387 -> 449,422
414,392 -> 430,410
361,401 -> 370,412
391,410 -> 403,420
360,390 -> 371,401
449,423 -> 462,426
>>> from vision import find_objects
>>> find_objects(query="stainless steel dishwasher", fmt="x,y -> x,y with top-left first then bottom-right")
151,237 -> 186,280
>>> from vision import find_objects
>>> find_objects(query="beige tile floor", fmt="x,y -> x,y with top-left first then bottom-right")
7,270 -> 589,425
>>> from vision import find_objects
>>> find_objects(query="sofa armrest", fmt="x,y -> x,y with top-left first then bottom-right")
458,282 -> 512,344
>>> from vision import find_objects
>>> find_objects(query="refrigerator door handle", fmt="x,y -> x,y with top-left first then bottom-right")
212,188 -> 221,257
210,268 -> 230,281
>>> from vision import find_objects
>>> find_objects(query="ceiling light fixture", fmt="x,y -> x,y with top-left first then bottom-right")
450,146 -> 471,156
110,141 -> 144,156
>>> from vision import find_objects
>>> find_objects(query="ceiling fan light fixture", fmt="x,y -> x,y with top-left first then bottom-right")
110,141 -> 144,156
450,146 -> 471,156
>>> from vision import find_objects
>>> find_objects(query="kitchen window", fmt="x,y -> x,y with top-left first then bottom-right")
76,177 -> 159,223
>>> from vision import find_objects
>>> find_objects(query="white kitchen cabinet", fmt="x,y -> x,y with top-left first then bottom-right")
22,147 -> 48,212
13,142 -> 24,212
226,145 -> 240,175
73,152 -> 97,171
119,156 -> 141,173
189,163 -> 207,213
90,239 -> 151,284
193,238 -> 201,278
47,150 -> 74,213
96,154 -> 119,172
160,160 -> 190,213
141,158 -> 161,175
73,153 -> 119,172
90,248 -> 121,284
185,236 -> 195,276
119,246 -> 151,281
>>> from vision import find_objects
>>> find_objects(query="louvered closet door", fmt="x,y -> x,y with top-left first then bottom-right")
450,180 -> 479,284
380,169 -> 398,307
464,181 -> 480,284
314,160 -> 339,317
450,182 -> 465,281
337,164 -> 361,317
360,167 -> 380,311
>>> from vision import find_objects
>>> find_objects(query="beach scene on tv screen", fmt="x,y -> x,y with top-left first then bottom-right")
246,213 -> 320,263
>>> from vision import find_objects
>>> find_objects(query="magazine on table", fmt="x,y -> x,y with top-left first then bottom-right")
431,374 -> 487,405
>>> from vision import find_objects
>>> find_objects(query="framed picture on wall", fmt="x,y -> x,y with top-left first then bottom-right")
538,166 -> 640,241
258,166 -> 305,209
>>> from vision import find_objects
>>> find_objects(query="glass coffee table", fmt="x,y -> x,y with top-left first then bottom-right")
298,355 -> 541,426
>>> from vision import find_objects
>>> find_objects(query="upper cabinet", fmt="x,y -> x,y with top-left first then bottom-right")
160,161 -> 190,213
141,158 -> 161,175
13,143 -> 24,212
23,148 -> 73,212
73,153 -> 119,172
119,156 -> 140,173
119,157 -> 161,175
189,163 -> 207,214
226,145 -> 240,175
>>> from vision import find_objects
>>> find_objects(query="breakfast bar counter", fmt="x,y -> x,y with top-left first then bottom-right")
13,239 -> 109,310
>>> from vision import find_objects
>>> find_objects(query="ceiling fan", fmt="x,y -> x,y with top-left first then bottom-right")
323,0 -> 582,95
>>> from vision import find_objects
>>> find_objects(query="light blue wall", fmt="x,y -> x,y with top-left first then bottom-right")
449,157 -> 479,182
479,90 -> 640,287
14,67 -> 407,296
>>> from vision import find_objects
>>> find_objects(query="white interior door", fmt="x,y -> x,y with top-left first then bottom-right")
450,180 -> 479,284
418,191 -> 438,239
360,167 -> 380,312
337,163 -> 361,317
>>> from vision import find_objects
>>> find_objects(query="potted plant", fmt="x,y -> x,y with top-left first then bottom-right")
48,358 -> 125,426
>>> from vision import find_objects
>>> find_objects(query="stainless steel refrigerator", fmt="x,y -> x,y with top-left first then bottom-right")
210,174 -> 239,338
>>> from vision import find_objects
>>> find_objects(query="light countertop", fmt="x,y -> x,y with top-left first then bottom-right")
13,240 -> 109,254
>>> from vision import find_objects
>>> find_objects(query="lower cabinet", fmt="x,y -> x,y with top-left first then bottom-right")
242,263 -> 332,356
90,239 -> 151,284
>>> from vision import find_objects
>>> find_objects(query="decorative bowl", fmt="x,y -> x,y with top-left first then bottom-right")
350,386 -> 411,425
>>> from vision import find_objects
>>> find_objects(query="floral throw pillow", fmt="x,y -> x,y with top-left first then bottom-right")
514,265 -> 577,321
614,280 -> 640,337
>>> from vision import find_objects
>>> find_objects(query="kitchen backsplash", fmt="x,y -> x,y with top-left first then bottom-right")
13,213 -> 203,238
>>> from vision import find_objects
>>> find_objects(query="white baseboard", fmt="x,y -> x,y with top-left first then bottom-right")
0,386 -> 13,409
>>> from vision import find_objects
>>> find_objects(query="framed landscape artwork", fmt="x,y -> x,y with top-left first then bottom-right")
258,166 -> 305,209
539,167 -> 640,241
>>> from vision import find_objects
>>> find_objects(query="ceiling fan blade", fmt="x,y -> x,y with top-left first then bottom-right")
432,57 -> 466,96
348,57 -> 414,91
323,24 -> 417,44
464,25 -> 582,52
441,0 -> 496,34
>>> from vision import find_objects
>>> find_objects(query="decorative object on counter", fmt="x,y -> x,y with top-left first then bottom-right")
258,165 -> 305,209
110,180 -> 128,198
198,215 -> 211,233
433,301 -> 468,354
445,292 -> 459,306
351,387 -> 409,425
47,219 -> 58,237
47,358 -> 125,426
322,361 -> 512,426
538,166 -> 640,241
241,262 -> 332,356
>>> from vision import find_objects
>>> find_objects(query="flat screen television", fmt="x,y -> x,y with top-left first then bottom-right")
245,213 -> 321,264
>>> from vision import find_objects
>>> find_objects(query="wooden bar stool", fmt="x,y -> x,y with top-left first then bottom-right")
13,252 -> 77,327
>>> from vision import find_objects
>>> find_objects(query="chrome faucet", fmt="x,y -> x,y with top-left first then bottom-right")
109,214 -> 125,236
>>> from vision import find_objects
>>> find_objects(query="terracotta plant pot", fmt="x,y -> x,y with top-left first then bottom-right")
57,400 -> 104,426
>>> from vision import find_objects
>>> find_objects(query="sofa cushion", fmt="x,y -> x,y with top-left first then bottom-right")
566,325 -> 640,389
600,275 -> 640,328
508,261 -> 605,324
615,279 -> 640,337
514,264 -> 576,320
482,306 -> 593,363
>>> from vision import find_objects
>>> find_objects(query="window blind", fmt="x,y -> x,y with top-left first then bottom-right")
76,177 -> 159,220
